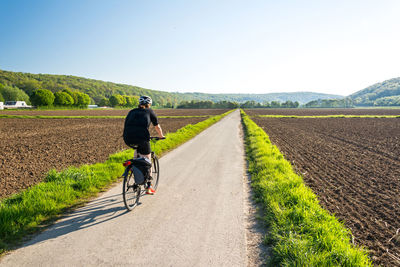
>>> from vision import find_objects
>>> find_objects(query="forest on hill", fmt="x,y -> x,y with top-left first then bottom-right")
349,77 -> 400,106
0,69 -> 342,107
291,78 -> 400,108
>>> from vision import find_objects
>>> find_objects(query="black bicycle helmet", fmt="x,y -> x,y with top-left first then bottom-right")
139,95 -> 152,105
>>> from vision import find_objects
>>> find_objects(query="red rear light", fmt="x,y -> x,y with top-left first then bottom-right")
123,161 -> 131,167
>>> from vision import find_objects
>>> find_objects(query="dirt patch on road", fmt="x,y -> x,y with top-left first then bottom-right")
252,117 -> 400,266
0,117 -> 205,199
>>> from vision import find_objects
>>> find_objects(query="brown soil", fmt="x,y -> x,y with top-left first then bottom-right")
245,108 -> 400,116
0,117 -> 205,199
0,109 -> 229,117
252,117 -> 400,266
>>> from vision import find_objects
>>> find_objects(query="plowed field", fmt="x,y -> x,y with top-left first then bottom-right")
0,109 -> 229,117
0,117 -> 206,199
252,117 -> 400,266
245,108 -> 400,116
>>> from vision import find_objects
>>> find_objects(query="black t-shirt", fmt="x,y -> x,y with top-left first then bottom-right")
123,107 -> 159,143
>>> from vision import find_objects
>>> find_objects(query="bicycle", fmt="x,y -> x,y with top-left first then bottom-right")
122,137 -> 164,211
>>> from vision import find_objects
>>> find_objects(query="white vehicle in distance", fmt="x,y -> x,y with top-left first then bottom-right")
4,101 -> 32,109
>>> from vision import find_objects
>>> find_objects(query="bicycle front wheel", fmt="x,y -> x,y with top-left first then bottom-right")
151,155 -> 160,190
122,169 -> 141,211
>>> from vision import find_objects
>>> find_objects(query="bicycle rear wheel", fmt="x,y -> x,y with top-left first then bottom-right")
151,155 -> 160,190
122,168 -> 141,211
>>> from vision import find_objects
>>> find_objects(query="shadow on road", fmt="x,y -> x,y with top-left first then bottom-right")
23,193 -> 128,248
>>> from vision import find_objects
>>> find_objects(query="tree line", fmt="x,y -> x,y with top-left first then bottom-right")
0,69 -> 185,107
177,100 -> 239,109
303,98 -> 354,108
0,83 -> 91,107
240,100 -> 299,108
98,95 -> 139,107
0,69 -> 344,107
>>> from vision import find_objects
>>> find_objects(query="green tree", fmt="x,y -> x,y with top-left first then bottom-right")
127,95 -> 139,107
0,85 -> 31,103
123,95 -> 132,107
109,95 -> 125,107
71,91 -> 81,106
16,79 -> 42,95
98,97 -> 109,106
270,101 -> 281,108
76,92 -> 91,107
54,91 -> 74,106
0,92 -> 4,102
30,89 -> 55,106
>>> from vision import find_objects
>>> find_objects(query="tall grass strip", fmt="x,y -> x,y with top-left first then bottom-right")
241,110 -> 372,266
0,110 -> 234,254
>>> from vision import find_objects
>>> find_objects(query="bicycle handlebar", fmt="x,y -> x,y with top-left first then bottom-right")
150,137 -> 166,140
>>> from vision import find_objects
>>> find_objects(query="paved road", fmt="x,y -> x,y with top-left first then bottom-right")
1,110 -> 248,266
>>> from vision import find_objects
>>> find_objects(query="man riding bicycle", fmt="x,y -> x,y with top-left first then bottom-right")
123,95 -> 164,195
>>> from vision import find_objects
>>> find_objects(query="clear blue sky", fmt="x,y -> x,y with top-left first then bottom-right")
1,0 -> 400,96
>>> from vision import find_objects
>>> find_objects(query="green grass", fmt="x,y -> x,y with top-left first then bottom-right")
254,114 -> 400,118
0,109 -> 233,254
0,114 -> 210,119
241,110 -> 372,266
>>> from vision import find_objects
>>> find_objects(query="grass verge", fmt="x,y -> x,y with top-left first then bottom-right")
254,114 -> 400,118
0,110 -> 233,254
0,115 -> 211,119
241,110 -> 372,266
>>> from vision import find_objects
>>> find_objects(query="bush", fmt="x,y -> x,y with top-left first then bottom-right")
109,95 -> 125,107
62,90 -> 79,106
123,95 -> 139,107
30,89 -> 55,106
76,92 -> 90,107
54,92 -> 74,106
98,97 -> 109,106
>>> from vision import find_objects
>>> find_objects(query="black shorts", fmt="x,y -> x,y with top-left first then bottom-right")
128,140 -> 151,155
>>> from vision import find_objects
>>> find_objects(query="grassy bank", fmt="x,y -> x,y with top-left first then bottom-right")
0,110 -> 233,254
0,114 -> 210,119
254,114 -> 400,118
241,110 -> 372,266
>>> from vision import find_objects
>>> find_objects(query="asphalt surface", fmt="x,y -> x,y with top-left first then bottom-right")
1,110 -> 248,266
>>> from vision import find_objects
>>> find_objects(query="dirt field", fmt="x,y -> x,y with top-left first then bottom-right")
245,108 -> 400,116
0,117 -> 206,199
0,109 -> 230,117
252,117 -> 400,266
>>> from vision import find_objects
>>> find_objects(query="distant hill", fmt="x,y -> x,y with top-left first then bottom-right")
0,69 -> 342,105
350,77 -> 400,106
179,92 -> 342,104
